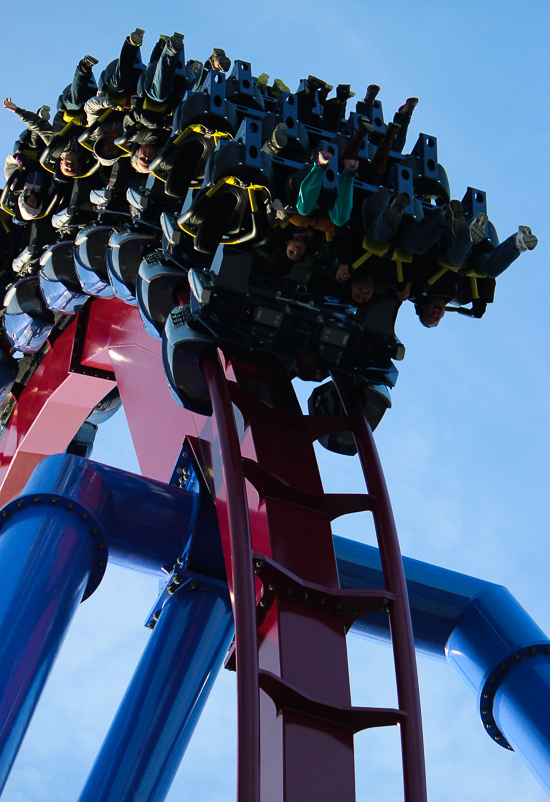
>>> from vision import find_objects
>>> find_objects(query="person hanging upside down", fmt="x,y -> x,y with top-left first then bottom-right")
293,150 -> 359,232
410,225 -> 538,327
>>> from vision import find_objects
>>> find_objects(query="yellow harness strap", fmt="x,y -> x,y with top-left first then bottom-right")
224,184 -> 268,245
351,235 -> 413,284
105,91 -> 127,106
57,120 -> 75,139
428,254 -> 486,286
153,127 -> 233,183
351,234 -> 390,270
62,110 -> 85,126
211,130 -> 233,146
173,124 -> 203,147
177,179 -> 238,236
248,185 -> 259,213
205,175 -> 238,199
427,254 -> 483,300
178,222 -> 196,238
391,245 -> 413,284
142,97 -> 168,113
98,108 -> 115,123
172,124 -> 233,147
179,177 -> 268,243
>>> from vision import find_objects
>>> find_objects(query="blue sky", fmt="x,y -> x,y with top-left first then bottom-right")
1,0 -> 550,799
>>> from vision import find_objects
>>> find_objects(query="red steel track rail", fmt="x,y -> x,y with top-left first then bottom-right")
202,349 -> 427,802
333,371 -> 427,802
202,350 -> 261,802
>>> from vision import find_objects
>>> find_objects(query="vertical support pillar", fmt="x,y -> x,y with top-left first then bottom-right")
78,582 -> 234,802
204,356 -> 357,802
0,498 -> 101,794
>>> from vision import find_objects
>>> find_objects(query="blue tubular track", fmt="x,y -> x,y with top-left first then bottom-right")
336,536 -> 550,794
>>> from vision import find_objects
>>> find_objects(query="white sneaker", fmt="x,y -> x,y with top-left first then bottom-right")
469,213 -> 488,243
516,225 -> 538,252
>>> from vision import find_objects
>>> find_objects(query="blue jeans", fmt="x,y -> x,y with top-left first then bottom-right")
398,207 -> 449,254
445,230 -> 473,266
61,65 -> 97,111
296,163 -> 354,227
363,188 -> 395,241
102,39 -> 141,93
365,193 -> 520,276
441,229 -> 520,278
140,44 -> 180,102
474,234 -> 520,278
364,189 -> 450,254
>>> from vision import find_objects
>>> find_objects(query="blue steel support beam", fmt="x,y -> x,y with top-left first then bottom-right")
21,454 -> 204,576
0,498 -> 99,794
77,578 -> 233,802
3,457 -> 550,797
493,662 -> 550,791
1,454 -> 231,802
0,454 -> 206,797
335,536 -> 550,795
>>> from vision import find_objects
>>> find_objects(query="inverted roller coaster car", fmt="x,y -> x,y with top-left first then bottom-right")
73,225 -> 116,298
106,226 -> 157,305
184,249 -> 403,388
308,378 -> 392,455
162,306 -> 215,416
3,277 -> 55,353
177,119 -> 274,254
39,240 -> 89,315
136,251 -> 189,339
86,386 -> 123,425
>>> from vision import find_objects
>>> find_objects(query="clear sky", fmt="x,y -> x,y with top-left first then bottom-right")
1,0 -> 549,799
